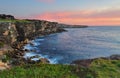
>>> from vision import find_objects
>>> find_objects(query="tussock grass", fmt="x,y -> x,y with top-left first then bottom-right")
90,59 -> 120,78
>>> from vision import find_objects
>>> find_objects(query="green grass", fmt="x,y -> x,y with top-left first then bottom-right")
0,58 -> 120,78
0,19 -> 30,23
0,64 -> 78,78
0,64 -> 96,78
90,59 -> 120,78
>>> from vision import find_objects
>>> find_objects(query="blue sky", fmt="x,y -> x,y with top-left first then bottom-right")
0,0 -> 120,25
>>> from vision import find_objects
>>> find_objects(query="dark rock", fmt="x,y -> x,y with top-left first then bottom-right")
24,49 -> 30,52
109,55 -> 120,60
25,58 -> 36,64
29,55 -> 40,59
71,59 -> 93,67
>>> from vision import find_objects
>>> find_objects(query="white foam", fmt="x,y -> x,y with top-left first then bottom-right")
24,44 -> 33,50
48,58 -> 58,64
31,58 -> 40,61
32,41 -> 41,46
24,52 -> 38,58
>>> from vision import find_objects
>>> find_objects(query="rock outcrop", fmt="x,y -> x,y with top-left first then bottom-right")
0,14 -> 15,20
0,20 -> 65,45
0,61 -> 10,70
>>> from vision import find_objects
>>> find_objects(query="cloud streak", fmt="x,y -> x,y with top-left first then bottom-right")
32,9 -> 120,26
37,0 -> 54,3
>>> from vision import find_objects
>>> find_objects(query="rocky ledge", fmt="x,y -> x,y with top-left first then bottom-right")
71,54 -> 120,67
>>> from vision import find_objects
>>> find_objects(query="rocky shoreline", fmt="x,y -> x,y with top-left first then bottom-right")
0,14 -> 67,70
1,14 -> 120,71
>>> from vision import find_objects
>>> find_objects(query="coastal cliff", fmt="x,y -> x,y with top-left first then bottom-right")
0,15 -> 65,68
0,20 -> 64,45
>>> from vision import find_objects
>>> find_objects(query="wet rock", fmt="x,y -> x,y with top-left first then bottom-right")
30,42 -> 34,46
24,49 -> 30,52
25,58 -> 36,64
29,55 -> 40,59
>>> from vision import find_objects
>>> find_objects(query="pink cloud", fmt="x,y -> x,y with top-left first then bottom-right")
31,9 -> 120,26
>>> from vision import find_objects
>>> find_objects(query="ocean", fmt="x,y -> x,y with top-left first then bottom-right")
24,26 -> 120,64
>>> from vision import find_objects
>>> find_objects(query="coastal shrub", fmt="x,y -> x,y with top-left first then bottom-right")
71,66 -> 97,78
0,42 -> 4,48
1,51 -> 13,63
90,59 -> 120,78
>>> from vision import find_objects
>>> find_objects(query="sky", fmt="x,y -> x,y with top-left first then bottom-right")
0,0 -> 120,26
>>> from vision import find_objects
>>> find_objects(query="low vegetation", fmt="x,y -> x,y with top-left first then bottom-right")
0,63 -> 97,78
0,19 -> 30,23
0,42 -> 4,48
0,59 -> 120,78
90,59 -> 120,78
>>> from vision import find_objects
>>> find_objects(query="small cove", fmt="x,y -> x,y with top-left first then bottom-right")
24,26 -> 120,64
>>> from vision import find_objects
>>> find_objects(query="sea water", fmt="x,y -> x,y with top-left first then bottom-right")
24,26 -> 120,64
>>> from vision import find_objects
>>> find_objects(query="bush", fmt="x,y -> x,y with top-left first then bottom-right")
0,42 -> 4,48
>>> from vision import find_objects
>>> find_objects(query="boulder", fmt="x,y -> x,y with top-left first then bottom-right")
29,55 -> 40,59
39,58 -> 50,64
109,55 -> 120,60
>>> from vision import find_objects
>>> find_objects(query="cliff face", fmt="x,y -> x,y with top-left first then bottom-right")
0,20 -> 64,45
0,19 -> 65,67
0,22 -> 17,44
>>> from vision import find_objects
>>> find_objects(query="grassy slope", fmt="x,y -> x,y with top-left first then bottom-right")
0,64 -> 96,78
0,59 -> 120,78
0,64 -> 78,78
90,59 -> 120,78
